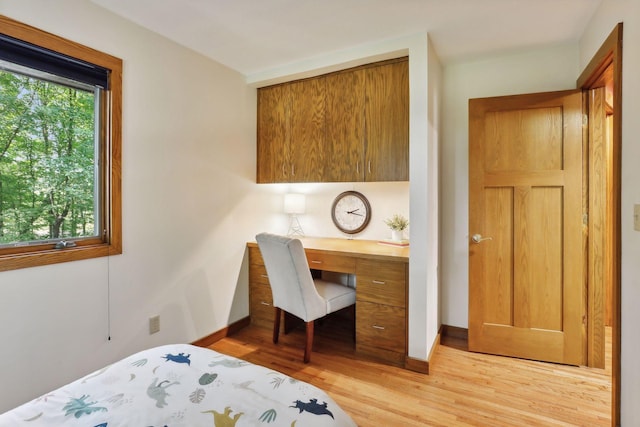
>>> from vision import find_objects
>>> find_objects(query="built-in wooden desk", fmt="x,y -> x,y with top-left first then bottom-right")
247,237 -> 410,367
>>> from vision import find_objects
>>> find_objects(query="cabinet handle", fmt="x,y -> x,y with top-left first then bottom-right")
372,280 -> 386,285
291,165 -> 295,176
310,260 -> 322,264
372,325 -> 385,330
282,164 -> 286,176
260,301 -> 271,306
368,161 -> 371,173
356,162 -> 359,174
260,274 -> 269,278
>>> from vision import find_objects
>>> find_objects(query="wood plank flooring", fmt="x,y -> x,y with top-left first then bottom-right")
208,320 -> 611,426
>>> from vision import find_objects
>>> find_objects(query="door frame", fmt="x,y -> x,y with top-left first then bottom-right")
576,23 -> 622,427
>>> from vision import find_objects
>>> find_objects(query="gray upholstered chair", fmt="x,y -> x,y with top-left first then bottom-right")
255,232 -> 356,363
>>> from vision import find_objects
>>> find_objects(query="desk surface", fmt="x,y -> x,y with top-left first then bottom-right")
248,236 -> 409,263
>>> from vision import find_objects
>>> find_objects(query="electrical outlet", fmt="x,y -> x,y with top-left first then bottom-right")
635,204 -> 640,232
149,315 -> 160,335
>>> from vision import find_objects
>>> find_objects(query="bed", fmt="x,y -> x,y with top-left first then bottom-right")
0,343 -> 357,426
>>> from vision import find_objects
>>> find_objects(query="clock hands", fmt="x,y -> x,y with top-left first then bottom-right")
346,209 -> 364,217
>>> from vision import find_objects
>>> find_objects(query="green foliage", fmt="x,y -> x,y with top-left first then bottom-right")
384,214 -> 409,231
0,70 -> 97,245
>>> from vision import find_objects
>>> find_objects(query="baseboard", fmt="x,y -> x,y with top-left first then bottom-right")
405,356 -> 429,374
404,330 -> 441,375
191,316 -> 250,348
405,326 -> 470,374
440,324 -> 469,342
429,329 -> 442,361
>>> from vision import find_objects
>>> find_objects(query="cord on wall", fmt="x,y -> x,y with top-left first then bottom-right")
107,241 -> 111,341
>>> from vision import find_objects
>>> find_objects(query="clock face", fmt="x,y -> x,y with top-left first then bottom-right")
331,191 -> 371,234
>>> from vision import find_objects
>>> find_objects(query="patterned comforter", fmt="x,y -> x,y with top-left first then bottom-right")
0,344 -> 357,426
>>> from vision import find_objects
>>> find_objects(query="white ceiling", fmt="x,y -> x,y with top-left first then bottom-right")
90,0 -> 602,78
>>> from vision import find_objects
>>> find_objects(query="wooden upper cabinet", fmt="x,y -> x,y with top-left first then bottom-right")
325,69 -> 366,182
365,60 -> 409,181
289,77 -> 326,182
257,84 -> 289,183
256,57 -> 408,183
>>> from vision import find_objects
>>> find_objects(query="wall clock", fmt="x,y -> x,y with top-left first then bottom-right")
331,191 -> 371,234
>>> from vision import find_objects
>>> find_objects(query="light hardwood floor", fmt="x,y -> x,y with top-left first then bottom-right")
208,319 -> 611,426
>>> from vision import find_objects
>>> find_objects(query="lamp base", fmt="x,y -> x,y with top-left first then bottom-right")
287,215 -> 304,237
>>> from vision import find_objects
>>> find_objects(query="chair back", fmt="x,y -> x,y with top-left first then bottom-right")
255,233 -> 327,322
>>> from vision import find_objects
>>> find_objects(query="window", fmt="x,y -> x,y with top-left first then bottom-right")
0,15 -> 121,271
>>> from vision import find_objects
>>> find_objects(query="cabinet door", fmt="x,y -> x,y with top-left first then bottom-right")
365,60 -> 409,181
289,78 -> 326,182
257,84 -> 290,183
325,69 -> 365,182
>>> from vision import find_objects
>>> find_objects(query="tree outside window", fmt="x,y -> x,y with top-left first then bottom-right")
0,70 -> 98,245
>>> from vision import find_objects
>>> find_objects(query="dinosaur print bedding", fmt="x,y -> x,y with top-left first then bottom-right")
0,343 -> 357,426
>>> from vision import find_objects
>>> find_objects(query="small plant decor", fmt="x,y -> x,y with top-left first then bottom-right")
384,214 -> 409,231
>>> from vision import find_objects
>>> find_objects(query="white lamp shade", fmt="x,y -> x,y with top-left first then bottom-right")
283,193 -> 306,214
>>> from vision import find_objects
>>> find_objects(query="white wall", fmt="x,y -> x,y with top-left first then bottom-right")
268,182 -> 409,240
440,44 -> 580,328
415,36 -> 442,359
0,0 -> 266,411
579,1 -> 640,423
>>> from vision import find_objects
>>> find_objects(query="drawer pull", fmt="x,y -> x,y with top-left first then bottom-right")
372,325 -> 385,330
310,260 -> 322,264
372,280 -> 386,285
260,301 -> 271,306
260,274 -> 269,278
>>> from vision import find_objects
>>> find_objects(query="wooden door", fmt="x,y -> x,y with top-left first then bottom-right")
468,90 -> 585,365
325,69 -> 365,182
289,77 -> 326,182
365,59 -> 409,181
256,84 -> 290,183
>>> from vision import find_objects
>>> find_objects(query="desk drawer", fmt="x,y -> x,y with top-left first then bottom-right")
356,259 -> 406,307
356,301 -> 406,353
249,264 -> 270,285
250,282 -> 274,322
249,246 -> 264,266
306,251 -> 356,274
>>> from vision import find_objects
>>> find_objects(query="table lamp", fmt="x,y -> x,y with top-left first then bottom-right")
284,193 -> 305,237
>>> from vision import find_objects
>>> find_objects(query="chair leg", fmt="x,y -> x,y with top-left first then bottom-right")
304,321 -> 314,363
351,305 -> 356,342
273,307 -> 281,344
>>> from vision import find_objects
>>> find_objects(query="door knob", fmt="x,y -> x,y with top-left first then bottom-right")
471,234 -> 493,244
